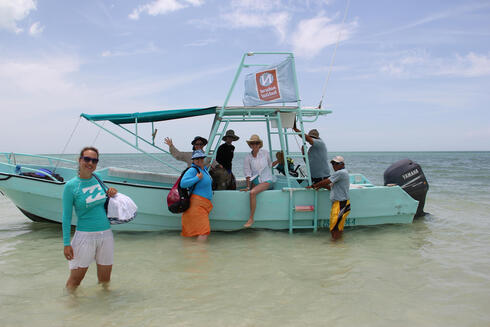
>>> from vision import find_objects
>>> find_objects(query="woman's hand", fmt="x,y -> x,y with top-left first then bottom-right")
106,187 -> 118,197
196,171 -> 203,180
64,245 -> 74,261
164,137 -> 173,147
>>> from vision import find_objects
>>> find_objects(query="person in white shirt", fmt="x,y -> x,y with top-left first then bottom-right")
242,135 -> 279,228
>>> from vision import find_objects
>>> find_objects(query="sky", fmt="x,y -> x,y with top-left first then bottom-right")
1,0 -> 489,155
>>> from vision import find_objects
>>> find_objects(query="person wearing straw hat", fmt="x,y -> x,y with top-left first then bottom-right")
164,136 -> 211,167
211,130 -> 239,190
180,150 -> 213,241
308,156 -> 350,240
242,134 -> 279,228
292,123 -> 330,184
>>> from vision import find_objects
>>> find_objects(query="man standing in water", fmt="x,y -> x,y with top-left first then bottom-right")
308,156 -> 350,240
292,123 -> 330,183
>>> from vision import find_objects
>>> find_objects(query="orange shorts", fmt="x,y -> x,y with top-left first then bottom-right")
181,194 -> 213,237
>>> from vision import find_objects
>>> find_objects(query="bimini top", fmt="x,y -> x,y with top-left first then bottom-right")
81,106 -> 217,125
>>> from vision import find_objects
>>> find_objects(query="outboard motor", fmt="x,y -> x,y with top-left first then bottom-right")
384,159 -> 429,217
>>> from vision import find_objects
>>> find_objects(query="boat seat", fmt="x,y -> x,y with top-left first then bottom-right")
273,175 -> 301,189
107,167 -> 179,185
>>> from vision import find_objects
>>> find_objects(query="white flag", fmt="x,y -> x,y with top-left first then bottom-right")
243,57 -> 298,106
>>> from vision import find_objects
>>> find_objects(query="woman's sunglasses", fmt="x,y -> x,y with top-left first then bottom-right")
81,156 -> 99,164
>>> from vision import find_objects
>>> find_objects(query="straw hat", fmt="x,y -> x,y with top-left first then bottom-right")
222,130 -> 239,141
246,134 -> 263,148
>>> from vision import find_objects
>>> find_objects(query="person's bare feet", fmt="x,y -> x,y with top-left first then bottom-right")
331,229 -> 342,240
197,235 -> 208,241
244,218 -> 254,228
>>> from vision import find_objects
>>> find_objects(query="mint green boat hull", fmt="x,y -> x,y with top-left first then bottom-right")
0,164 -> 418,232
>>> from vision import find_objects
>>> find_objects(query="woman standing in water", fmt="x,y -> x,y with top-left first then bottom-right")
180,150 -> 213,241
62,146 -> 118,291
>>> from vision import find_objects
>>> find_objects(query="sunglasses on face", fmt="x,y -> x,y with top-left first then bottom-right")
81,156 -> 99,164
194,143 -> 204,146
249,142 -> 260,145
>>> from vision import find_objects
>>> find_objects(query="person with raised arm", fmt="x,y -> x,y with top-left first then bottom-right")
292,122 -> 330,184
164,136 -> 210,167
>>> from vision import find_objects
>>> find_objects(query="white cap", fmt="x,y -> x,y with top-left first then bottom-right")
331,156 -> 345,164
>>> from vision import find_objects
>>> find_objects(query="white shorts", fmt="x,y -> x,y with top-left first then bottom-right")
69,229 -> 114,270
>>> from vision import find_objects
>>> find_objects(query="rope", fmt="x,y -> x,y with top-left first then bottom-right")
91,120 -> 106,146
318,0 -> 351,109
53,116 -> 81,173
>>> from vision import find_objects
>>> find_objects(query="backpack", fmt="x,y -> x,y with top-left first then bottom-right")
167,167 -> 197,214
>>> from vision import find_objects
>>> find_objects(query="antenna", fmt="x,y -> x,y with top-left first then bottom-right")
318,0 -> 351,109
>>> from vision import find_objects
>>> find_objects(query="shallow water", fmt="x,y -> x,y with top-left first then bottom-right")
1,152 -> 489,326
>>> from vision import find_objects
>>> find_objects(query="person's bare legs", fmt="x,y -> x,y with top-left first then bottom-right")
244,182 -> 270,227
97,264 -> 112,290
66,267 -> 88,292
331,229 -> 343,240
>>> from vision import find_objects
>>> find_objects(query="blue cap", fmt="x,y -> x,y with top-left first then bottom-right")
191,150 -> 206,160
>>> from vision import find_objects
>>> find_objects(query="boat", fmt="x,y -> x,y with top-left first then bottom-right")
0,52 -> 420,233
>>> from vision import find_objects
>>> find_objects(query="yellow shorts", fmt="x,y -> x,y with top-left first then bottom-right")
330,200 -> 351,231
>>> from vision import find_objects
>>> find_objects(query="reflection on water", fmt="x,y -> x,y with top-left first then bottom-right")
0,206 -> 489,326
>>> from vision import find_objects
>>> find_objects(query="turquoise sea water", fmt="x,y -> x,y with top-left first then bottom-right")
1,151 -> 489,326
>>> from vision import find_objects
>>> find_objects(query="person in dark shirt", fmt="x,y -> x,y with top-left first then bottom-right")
211,130 -> 239,190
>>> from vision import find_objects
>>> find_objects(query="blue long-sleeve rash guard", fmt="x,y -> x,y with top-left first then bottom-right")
180,164 -> 213,201
61,175 -> 110,246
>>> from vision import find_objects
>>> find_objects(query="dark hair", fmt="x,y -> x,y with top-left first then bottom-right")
79,146 -> 99,159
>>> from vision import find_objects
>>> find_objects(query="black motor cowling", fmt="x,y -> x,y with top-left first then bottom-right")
384,159 -> 429,217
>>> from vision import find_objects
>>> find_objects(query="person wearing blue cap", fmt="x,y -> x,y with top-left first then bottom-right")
179,150 -> 213,240
164,136 -> 210,167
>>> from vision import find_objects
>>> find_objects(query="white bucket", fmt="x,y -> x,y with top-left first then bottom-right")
271,112 -> 296,129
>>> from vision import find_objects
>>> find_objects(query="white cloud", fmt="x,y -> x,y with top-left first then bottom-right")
0,0 -> 36,33
380,50 -> 490,78
129,0 -> 204,20
221,10 -> 290,41
374,2 -> 490,38
230,0 -> 281,11
101,43 -> 162,57
291,14 -> 357,59
28,21 -> 43,35
185,38 -> 217,47
218,0 -> 290,41
0,56 -> 80,97
438,52 -> 490,77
